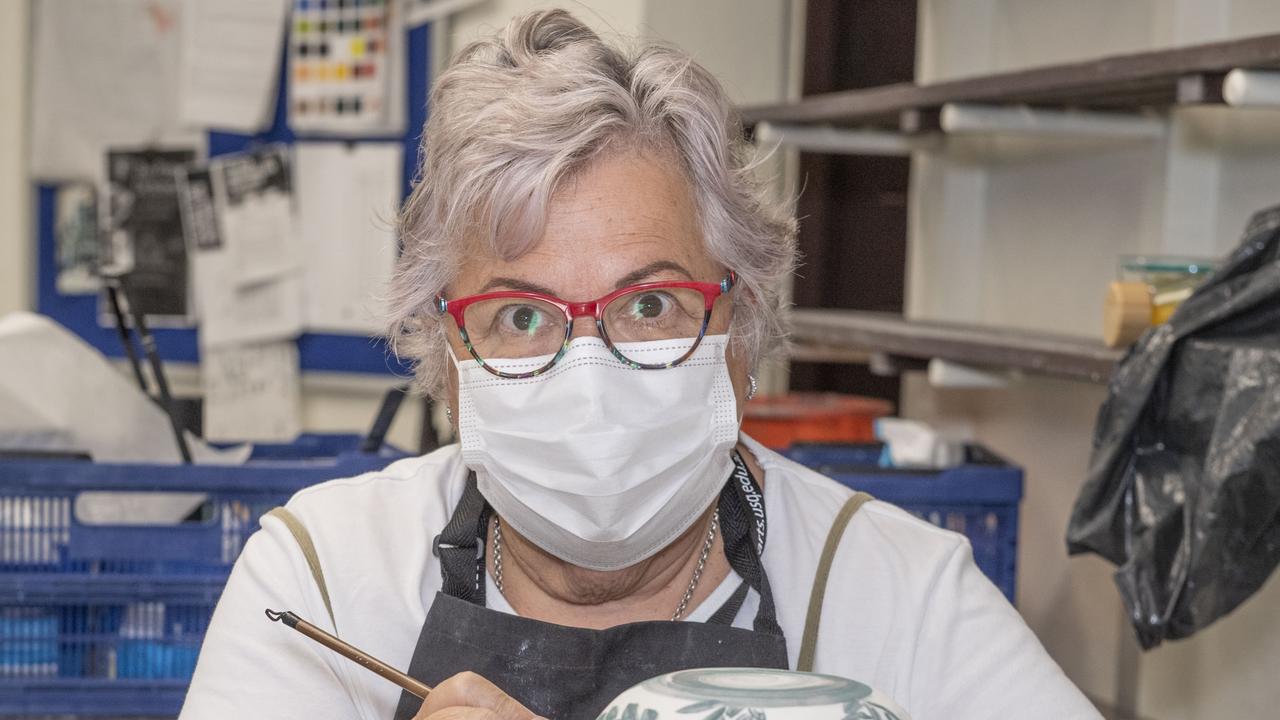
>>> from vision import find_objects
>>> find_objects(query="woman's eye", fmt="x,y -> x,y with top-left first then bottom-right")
630,292 -> 672,320
500,305 -> 545,333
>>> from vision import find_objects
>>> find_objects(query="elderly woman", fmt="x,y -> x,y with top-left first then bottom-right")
182,10 -> 1098,720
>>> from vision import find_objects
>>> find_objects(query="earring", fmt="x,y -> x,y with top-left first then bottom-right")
445,406 -> 454,424
746,374 -> 758,401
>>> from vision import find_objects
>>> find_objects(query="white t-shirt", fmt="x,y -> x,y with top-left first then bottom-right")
180,436 -> 1100,720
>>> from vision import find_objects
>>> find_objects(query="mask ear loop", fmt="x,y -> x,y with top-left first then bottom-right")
444,345 -> 465,440
732,371 -> 757,429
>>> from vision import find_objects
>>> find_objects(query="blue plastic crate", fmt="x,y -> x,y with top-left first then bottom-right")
0,597 -> 212,712
0,433 -> 405,715
785,442 -> 1022,604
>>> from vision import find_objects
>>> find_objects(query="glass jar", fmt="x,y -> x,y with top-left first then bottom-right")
1104,256 -> 1216,347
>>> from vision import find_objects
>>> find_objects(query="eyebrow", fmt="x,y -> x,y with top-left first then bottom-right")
612,260 -> 695,289
474,260 -> 696,297
476,277 -> 559,295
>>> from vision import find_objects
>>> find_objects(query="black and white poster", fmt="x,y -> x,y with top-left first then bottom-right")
212,145 -> 296,284
177,166 -> 223,252
102,147 -> 197,322
188,144 -> 303,349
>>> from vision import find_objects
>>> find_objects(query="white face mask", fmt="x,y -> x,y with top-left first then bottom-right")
453,334 -> 740,571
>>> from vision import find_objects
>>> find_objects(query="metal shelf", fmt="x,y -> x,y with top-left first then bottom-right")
757,35 -> 1250,383
789,309 -> 1123,384
743,33 -> 1280,130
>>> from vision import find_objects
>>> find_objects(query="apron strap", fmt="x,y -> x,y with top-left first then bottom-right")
706,581 -> 749,625
717,466 -> 783,637
434,475 -> 491,605
796,492 -> 874,672
265,507 -> 338,632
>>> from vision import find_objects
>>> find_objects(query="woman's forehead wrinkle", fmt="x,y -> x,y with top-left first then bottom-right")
554,204 -> 688,237
452,153 -> 712,302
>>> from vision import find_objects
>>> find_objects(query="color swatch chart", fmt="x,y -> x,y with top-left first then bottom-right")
289,0 -> 398,134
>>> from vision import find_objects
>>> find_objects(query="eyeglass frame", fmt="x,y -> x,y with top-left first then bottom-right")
436,271 -> 737,378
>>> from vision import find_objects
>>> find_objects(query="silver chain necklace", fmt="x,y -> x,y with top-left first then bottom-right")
491,510 -> 720,622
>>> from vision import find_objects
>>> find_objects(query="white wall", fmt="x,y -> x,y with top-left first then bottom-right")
644,0 -> 793,107
448,0 -> 795,107
909,1 -> 1280,717
450,0 -> 646,51
0,0 -> 31,316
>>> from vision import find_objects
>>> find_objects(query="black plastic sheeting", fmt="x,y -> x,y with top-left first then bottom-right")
1068,205 -> 1280,650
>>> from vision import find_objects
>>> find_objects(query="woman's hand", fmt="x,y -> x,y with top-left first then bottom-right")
413,671 -> 544,720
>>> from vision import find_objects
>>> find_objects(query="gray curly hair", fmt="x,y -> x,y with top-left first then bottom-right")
387,9 -> 796,398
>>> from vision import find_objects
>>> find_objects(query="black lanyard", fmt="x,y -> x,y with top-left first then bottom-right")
713,450 -> 778,633
730,450 -> 767,556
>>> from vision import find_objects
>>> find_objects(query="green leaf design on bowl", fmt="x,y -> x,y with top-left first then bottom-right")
852,701 -> 902,720
597,702 -> 660,720
674,701 -> 767,720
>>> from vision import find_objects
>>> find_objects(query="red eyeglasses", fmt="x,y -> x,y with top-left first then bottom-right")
437,272 -> 736,378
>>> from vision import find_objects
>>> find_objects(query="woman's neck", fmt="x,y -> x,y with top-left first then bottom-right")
489,505 -> 727,629
485,441 -> 765,629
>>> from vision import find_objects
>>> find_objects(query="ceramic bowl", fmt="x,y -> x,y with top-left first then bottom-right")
598,667 -> 910,720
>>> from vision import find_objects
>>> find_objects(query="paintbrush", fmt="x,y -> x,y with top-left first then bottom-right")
265,608 -> 433,699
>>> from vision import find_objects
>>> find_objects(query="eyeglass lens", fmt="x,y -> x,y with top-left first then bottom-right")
461,286 -> 709,369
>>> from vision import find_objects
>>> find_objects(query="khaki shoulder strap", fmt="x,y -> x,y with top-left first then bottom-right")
797,491 -> 874,672
265,507 -> 337,632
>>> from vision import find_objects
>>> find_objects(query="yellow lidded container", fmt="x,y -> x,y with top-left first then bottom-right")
1103,256 -> 1216,348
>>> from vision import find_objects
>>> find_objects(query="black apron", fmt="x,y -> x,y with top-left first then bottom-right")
392,452 -> 790,720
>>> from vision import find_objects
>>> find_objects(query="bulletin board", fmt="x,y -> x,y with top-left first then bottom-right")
34,23 -> 431,375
